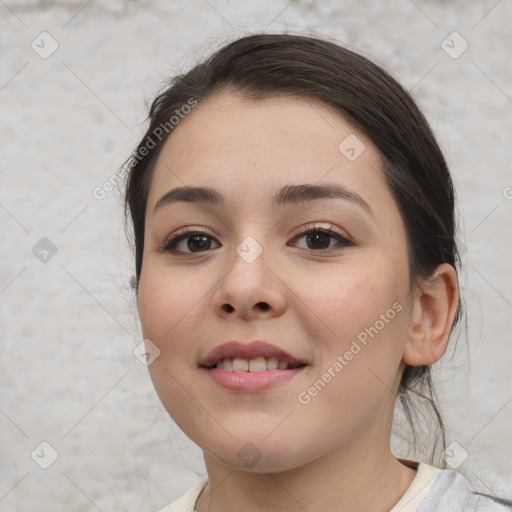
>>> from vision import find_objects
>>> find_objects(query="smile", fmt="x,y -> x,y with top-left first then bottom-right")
212,356 -> 304,371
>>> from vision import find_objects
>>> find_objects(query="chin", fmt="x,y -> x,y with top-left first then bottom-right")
199,433 -> 318,474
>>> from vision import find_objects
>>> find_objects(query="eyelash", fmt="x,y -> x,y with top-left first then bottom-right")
160,223 -> 353,255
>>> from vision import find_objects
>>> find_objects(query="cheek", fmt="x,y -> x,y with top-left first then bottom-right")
303,259 -> 407,344
138,261 -> 208,360
137,262 -> 212,430
294,270 -> 409,445
299,255 -> 411,402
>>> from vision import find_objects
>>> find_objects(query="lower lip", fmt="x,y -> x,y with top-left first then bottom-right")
202,367 -> 306,392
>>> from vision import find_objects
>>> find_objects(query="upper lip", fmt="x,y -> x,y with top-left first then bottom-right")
199,341 -> 307,368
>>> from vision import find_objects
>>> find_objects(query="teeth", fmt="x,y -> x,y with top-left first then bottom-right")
232,358 -> 249,372
214,357 -> 294,371
266,357 -> 279,370
248,357 -> 266,372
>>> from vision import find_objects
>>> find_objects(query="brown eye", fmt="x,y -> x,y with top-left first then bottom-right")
291,226 -> 353,252
162,231 -> 220,254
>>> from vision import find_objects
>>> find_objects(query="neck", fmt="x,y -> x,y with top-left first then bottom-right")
195,428 -> 417,512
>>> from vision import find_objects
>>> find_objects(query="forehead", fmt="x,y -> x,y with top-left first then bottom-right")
147,92 -> 390,214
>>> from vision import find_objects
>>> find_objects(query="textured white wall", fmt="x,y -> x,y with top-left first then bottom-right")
1,1 -> 511,510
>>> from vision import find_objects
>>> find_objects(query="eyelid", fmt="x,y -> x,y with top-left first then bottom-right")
292,222 -> 349,240
170,226 -> 213,239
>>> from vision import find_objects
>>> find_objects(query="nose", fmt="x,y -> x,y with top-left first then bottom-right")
212,240 -> 287,321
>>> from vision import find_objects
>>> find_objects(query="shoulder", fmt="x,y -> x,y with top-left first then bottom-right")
156,478 -> 208,512
420,466 -> 512,512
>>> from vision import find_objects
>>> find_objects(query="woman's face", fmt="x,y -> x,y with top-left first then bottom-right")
138,92 -> 414,472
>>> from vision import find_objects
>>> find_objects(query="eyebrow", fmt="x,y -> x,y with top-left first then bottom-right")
153,183 -> 373,216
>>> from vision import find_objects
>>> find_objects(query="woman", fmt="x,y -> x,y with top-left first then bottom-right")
124,33 -> 512,512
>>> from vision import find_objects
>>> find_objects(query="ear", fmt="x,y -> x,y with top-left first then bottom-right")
403,263 -> 459,366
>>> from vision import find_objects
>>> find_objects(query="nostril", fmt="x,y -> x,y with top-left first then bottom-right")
221,302 -> 270,313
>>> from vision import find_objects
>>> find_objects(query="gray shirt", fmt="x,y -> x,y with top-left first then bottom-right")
416,468 -> 512,512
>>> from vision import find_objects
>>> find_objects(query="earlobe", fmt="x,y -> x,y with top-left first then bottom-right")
403,263 -> 459,366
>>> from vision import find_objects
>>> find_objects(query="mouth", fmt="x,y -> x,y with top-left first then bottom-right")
199,340 -> 308,371
199,341 -> 309,391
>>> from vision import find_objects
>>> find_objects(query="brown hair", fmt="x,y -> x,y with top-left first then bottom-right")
123,33 -> 462,465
